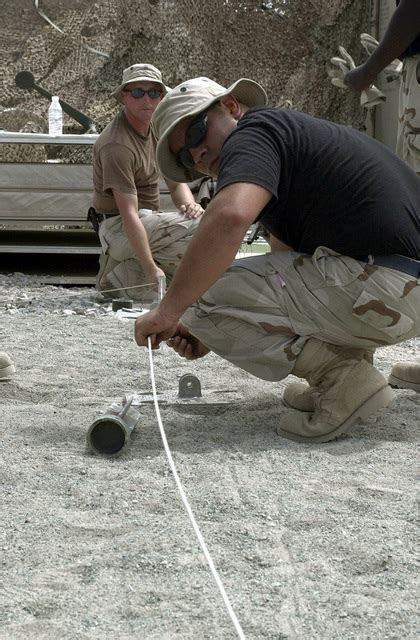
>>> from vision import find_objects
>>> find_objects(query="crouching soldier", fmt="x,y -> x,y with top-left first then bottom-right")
134,76 -> 420,443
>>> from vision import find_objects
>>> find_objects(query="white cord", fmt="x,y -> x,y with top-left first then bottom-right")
97,281 -> 156,295
0,281 -> 158,305
34,0 -> 109,58
147,337 -> 246,640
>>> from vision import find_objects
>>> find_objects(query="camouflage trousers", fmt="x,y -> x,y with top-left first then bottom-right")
182,247 -> 420,381
97,211 -> 199,301
396,54 -> 420,175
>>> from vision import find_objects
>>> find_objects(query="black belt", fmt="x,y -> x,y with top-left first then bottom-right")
87,207 -> 118,235
355,254 -> 420,278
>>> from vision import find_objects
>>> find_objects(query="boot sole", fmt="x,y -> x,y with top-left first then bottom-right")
388,374 -> 420,393
277,385 -> 395,444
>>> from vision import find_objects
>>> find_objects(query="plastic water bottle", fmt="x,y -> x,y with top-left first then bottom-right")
48,96 -> 63,135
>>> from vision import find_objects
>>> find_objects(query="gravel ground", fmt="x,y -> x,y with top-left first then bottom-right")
0,272 -> 419,639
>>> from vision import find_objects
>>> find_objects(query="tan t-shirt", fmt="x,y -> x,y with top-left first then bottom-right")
92,110 -> 160,214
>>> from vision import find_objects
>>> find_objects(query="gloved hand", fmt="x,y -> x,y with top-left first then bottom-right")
360,33 -> 403,78
328,45 -> 385,108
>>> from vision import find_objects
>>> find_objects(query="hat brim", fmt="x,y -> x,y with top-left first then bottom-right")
112,78 -> 169,104
155,78 -> 267,183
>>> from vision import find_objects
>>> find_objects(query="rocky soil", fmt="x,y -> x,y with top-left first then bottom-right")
0,272 -> 418,639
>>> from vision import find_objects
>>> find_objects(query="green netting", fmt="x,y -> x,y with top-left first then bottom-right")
0,0 -> 371,162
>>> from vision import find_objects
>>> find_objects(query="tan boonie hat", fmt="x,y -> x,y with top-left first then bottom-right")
152,76 -> 268,182
112,63 -> 168,103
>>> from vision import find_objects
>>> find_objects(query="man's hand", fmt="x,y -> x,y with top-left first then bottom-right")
135,306 -> 180,349
345,64 -> 376,92
144,264 -> 166,288
135,308 -> 210,360
166,179 -> 204,218
166,324 -> 210,360
179,202 -> 204,219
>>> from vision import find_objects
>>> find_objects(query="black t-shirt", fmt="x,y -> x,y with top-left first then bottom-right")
216,107 -> 420,259
401,34 -> 420,57
396,0 -> 420,57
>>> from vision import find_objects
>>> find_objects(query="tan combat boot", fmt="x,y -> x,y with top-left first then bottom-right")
281,382 -> 318,413
281,349 -> 376,413
277,339 -> 394,443
0,352 -> 16,380
388,361 -> 420,392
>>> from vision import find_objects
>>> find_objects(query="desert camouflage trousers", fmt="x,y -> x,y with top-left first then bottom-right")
396,54 -> 420,175
182,247 -> 420,381
97,211 -> 199,301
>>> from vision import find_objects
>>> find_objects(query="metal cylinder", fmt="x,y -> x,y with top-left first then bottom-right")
112,298 -> 133,312
86,397 -> 140,457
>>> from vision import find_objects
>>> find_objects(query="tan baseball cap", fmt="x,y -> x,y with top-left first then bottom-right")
112,63 -> 169,103
152,76 -> 268,182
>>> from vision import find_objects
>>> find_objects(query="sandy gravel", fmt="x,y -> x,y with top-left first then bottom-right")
0,273 -> 419,639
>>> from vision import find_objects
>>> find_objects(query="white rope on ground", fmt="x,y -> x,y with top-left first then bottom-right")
146,336 -> 246,640
94,282 -> 156,296
0,281 -> 158,305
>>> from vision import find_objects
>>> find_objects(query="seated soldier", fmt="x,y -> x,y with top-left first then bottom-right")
93,63 -> 204,301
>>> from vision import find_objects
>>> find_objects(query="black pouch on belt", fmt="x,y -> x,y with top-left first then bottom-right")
87,206 -> 100,235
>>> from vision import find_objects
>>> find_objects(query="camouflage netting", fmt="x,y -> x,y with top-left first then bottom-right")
0,0 -> 371,163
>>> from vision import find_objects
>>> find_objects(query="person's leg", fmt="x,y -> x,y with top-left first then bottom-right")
183,263 -> 395,443
96,253 -> 120,296
141,211 -> 200,279
279,250 -> 420,440
396,54 -> 420,175
96,216 -> 132,296
97,212 -> 199,300
183,250 -> 420,442
277,338 -> 394,443
282,348 -> 375,412
276,250 -> 420,440
105,258 -> 157,302
289,355 -> 420,408
183,257 -> 306,381
0,352 -> 15,380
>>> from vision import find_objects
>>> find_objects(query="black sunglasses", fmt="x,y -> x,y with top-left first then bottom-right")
123,87 -> 162,99
176,109 -> 210,170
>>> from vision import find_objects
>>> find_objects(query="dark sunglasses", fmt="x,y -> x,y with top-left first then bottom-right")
123,87 -> 162,99
176,109 -> 210,170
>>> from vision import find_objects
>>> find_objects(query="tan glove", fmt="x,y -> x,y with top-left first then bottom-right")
360,33 -> 403,78
328,46 -> 385,108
